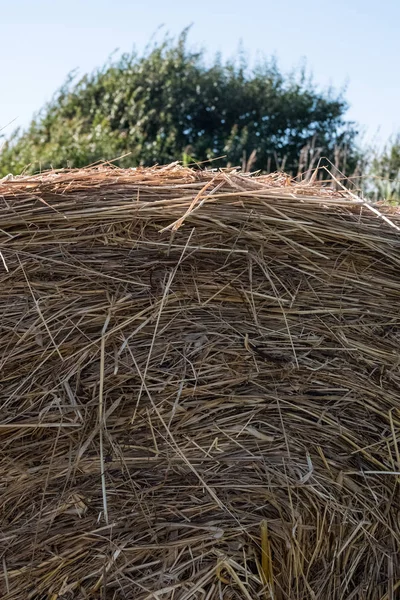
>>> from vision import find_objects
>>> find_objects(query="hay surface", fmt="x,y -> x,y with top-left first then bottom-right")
0,164 -> 400,599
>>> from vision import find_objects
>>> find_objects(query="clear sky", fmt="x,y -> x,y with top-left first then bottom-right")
1,0 -> 399,147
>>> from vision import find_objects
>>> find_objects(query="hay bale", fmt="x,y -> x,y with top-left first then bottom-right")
0,164 -> 399,599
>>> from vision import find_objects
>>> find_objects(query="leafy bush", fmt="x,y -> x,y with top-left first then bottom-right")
0,31 -> 360,176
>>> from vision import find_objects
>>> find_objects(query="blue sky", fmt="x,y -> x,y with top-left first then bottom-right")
1,0 -> 399,147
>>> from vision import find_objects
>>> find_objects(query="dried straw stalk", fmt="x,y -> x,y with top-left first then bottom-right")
0,164 -> 399,599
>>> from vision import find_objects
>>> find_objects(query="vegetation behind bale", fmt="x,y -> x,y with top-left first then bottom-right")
0,164 -> 400,599
0,31 -> 361,178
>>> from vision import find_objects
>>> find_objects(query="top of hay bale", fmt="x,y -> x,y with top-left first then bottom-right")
1,164 -> 400,600
0,161 -> 356,195
0,162 -> 357,204
1,161 -> 398,231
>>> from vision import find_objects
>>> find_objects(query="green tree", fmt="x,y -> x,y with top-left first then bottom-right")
0,31 -> 360,176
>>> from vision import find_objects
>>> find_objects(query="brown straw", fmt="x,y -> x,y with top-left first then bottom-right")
0,164 -> 399,599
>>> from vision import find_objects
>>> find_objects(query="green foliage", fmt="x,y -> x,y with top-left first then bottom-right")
368,136 -> 400,203
0,31 -> 360,176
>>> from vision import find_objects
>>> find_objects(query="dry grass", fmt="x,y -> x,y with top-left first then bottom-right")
0,163 -> 400,599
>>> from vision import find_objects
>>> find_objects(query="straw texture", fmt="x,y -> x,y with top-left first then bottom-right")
0,164 -> 400,599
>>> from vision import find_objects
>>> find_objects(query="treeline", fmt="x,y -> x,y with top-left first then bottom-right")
0,31 -> 398,200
